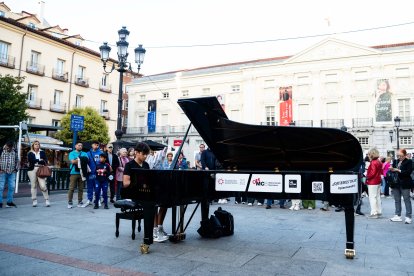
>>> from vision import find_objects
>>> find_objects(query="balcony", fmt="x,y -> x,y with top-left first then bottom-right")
99,83 -> 112,93
26,62 -> 45,76
352,118 -> 373,128
127,127 -> 146,134
100,110 -> 110,120
0,54 -> 15,69
296,120 -> 313,127
400,116 -> 414,127
321,119 -> 344,128
74,75 -> 89,87
26,99 -> 42,109
52,69 -> 68,82
50,102 -> 66,113
170,125 -> 188,133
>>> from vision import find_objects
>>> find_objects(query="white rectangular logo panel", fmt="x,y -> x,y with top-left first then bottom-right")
330,174 -> 358,194
284,174 -> 301,193
215,173 -> 249,192
312,181 -> 324,193
248,174 -> 283,193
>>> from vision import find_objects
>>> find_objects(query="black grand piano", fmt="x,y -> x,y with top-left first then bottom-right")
124,97 -> 363,258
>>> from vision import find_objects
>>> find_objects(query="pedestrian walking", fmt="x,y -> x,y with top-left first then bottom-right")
0,141 -> 19,208
27,140 -> 50,207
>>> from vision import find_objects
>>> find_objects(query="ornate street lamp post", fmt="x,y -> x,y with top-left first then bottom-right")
389,130 -> 393,143
99,26 -> 146,147
393,116 -> 401,150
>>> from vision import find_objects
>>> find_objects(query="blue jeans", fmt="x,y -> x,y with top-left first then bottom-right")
0,172 -> 16,203
393,187 -> 412,218
94,179 -> 108,206
266,199 -> 286,207
87,174 -> 96,201
380,177 -> 386,194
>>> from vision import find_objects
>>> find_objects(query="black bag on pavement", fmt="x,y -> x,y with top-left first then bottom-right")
197,215 -> 223,238
214,207 -> 234,236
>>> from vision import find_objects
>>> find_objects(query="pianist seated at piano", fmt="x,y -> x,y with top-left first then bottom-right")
122,142 -> 150,190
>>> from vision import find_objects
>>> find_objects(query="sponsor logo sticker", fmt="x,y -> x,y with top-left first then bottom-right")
284,175 -> 301,193
248,174 -> 283,193
330,174 -> 358,194
312,181 -> 324,193
215,173 -> 249,191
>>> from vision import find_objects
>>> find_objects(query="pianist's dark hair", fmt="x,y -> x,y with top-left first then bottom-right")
135,142 -> 150,155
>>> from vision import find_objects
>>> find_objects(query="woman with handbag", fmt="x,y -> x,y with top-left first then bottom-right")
27,140 -> 50,207
389,149 -> 413,224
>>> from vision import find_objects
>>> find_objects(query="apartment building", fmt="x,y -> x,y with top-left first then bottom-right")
0,2 -> 119,141
125,38 -> 414,164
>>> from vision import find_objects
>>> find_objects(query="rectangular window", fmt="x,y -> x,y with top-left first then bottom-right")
30,51 -> 40,69
138,115 -> 145,127
101,74 -> 108,86
27,85 -> 37,101
162,92 -> 169,98
326,102 -> 339,119
0,41 -> 10,63
298,104 -> 311,120
297,75 -> 310,85
53,90 -> 62,104
75,95 -> 83,108
354,70 -> 368,80
52,120 -> 60,127
356,101 -> 369,118
182,90 -> 189,97
264,79 -> 275,89
358,137 -> 369,145
77,66 -> 85,79
325,73 -> 338,83
100,100 -> 107,112
231,85 -> 240,92
140,94 -> 146,100
161,114 -> 168,126
395,67 -> 409,78
400,136 -> 412,146
56,59 -> 65,75
265,106 -> 276,126
398,99 -> 410,120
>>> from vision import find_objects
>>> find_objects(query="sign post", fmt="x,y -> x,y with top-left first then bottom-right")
70,114 -> 84,149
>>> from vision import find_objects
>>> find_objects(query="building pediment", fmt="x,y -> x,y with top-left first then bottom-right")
285,37 -> 380,63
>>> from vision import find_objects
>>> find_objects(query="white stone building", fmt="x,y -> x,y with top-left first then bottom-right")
125,38 -> 414,165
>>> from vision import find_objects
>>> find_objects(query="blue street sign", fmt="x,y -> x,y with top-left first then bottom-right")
70,114 -> 84,131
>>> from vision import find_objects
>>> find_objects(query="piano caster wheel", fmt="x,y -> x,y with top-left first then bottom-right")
179,233 -> 186,241
344,249 -> 355,259
140,244 -> 150,254
115,231 -> 119,238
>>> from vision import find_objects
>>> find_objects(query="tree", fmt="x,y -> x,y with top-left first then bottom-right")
55,107 -> 110,145
0,74 -> 28,145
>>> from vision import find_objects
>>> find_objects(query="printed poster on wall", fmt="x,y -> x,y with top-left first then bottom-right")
375,79 -> 392,122
147,100 -> 157,133
279,86 -> 292,126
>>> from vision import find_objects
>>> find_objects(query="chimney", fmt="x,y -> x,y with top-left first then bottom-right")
38,1 -> 45,25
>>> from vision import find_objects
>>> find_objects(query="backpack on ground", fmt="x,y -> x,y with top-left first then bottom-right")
197,215 -> 223,238
214,207 -> 234,236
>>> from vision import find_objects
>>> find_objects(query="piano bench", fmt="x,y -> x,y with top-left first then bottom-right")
114,200 -> 144,240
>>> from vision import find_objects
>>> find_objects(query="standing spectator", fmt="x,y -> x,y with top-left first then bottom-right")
161,152 -> 174,170
201,147 -> 226,203
366,148 -> 382,218
127,147 -> 135,161
27,140 -> 50,207
0,141 -> 19,208
195,144 -> 205,170
67,142 -> 88,208
94,153 -> 111,209
85,141 -> 102,207
389,149 -> 413,224
106,144 -> 119,203
175,152 -> 188,170
382,156 -> 392,197
115,148 -> 129,200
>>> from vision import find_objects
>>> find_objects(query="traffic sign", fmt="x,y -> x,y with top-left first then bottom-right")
70,114 -> 84,131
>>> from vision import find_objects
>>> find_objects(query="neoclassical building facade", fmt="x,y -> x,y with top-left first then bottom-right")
125,38 -> 414,165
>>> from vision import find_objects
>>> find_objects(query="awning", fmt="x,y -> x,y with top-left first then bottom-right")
27,124 -> 62,132
21,142 -> 71,151
23,133 -> 64,145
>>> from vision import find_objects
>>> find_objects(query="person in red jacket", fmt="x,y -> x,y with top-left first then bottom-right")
366,148 -> 383,218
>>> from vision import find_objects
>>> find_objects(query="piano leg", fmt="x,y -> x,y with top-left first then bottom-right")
344,204 -> 356,259
140,202 -> 156,254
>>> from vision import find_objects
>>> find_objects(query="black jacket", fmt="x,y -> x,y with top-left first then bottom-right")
397,158 -> 413,189
201,149 -> 217,170
27,151 -> 47,171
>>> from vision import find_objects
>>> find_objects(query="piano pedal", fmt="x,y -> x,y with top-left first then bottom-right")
168,233 -> 186,243
140,243 -> 150,254
344,249 -> 355,259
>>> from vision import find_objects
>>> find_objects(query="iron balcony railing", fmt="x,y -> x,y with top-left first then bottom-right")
0,54 -> 15,69
52,69 -> 68,82
74,75 -> 89,87
26,98 -> 42,109
99,83 -> 112,93
321,119 -> 344,128
352,118 -> 373,128
26,61 -> 45,76
295,120 -> 313,127
50,101 -> 66,113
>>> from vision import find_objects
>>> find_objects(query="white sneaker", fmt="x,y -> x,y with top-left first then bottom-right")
221,199 -> 228,204
67,203 -> 73,209
153,228 -> 168,242
45,200 -> 50,207
308,206 -> 313,210
32,199 -> 37,207
405,217 -> 412,224
289,205 -> 294,210
293,204 -> 300,211
257,202 -> 262,206
247,203 -> 253,206
81,200 -> 91,208
390,215 -> 402,222
98,200 -> 102,207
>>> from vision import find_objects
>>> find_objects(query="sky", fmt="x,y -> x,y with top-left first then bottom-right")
6,0 -> 414,76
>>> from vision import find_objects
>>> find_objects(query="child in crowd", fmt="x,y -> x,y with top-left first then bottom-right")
94,153 -> 112,209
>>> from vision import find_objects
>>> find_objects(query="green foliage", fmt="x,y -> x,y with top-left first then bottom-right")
0,74 -> 28,145
55,107 -> 110,145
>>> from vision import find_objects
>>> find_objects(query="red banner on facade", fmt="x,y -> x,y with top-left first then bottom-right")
279,86 -> 293,126
173,140 -> 183,147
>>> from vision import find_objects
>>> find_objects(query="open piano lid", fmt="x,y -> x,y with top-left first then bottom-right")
178,97 -> 363,172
